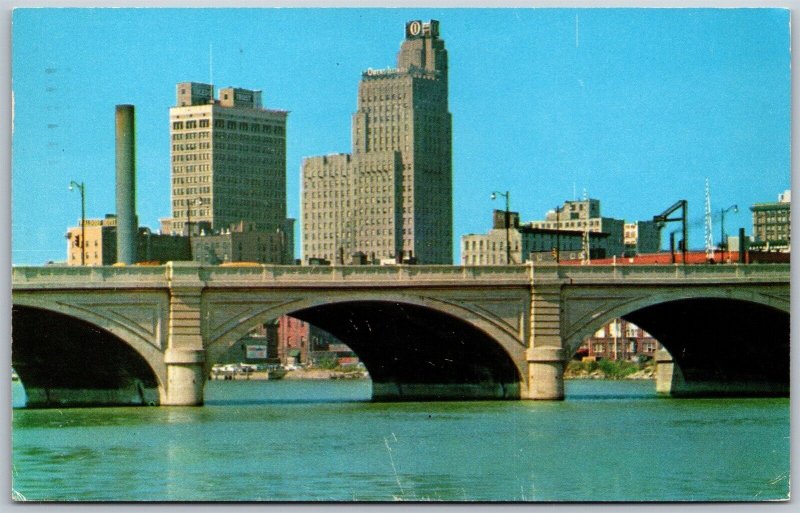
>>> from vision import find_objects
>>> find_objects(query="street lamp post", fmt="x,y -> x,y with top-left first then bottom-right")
491,190 -> 511,264
69,181 -> 85,266
720,204 -> 738,263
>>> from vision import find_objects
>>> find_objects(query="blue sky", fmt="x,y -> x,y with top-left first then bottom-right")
11,8 -> 790,265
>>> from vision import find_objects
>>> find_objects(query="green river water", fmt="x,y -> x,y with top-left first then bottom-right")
11,379 -> 789,502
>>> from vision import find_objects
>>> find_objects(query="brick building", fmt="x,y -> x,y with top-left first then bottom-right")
577,318 -> 661,361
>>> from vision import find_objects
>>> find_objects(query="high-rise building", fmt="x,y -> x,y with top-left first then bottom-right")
168,82 -> 289,236
302,20 -> 452,264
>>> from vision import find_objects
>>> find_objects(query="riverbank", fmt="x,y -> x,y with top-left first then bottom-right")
564,360 -> 655,380
206,361 -> 650,382
283,368 -> 369,380
285,361 -> 652,381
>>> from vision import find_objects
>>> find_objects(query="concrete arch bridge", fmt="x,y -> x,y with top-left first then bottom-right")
11,262 -> 790,407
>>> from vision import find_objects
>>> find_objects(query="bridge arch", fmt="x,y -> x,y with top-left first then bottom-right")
562,287 -> 790,354
562,287 -> 790,396
204,291 -> 527,400
11,301 -> 166,407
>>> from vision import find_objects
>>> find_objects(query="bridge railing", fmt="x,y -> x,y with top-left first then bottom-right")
12,262 -> 790,290
12,265 -> 169,288
532,263 -> 791,283
198,264 -> 532,285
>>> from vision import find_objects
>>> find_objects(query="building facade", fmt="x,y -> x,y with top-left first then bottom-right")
190,220 -> 295,265
168,82 -> 289,236
577,318 -> 661,362
276,316 -> 348,367
624,221 -> 662,255
528,199 -> 627,258
66,215 -> 190,266
302,20 -> 452,265
461,210 -> 611,265
462,199 -> 658,265
750,190 -> 790,251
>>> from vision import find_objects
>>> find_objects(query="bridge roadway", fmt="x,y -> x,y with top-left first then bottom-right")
11,262 -> 791,407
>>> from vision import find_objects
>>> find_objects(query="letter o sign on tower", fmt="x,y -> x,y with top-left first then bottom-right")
408,20 -> 422,37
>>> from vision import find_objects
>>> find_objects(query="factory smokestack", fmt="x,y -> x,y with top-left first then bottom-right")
115,105 -> 137,265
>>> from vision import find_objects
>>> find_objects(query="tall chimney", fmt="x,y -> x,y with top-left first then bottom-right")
115,105 -> 137,264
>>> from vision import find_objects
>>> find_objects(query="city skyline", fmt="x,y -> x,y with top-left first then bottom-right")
11,8 -> 791,265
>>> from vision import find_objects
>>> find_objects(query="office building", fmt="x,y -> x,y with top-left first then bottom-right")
302,20 -> 452,264
751,190 -> 790,251
168,82 -> 289,237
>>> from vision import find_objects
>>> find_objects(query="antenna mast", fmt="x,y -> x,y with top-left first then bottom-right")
704,178 -> 714,262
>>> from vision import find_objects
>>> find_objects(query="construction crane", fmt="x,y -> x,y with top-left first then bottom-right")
653,200 -> 688,264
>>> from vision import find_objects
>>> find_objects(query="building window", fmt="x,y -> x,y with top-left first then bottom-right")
172,121 -> 184,130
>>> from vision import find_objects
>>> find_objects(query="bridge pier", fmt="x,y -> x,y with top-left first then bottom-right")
163,349 -> 206,406
655,349 -> 683,395
525,347 -> 566,400
163,262 -> 207,406
525,277 -> 566,401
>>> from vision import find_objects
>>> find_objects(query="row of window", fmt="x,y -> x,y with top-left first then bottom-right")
172,164 -> 211,174
172,119 -> 285,134
172,142 -> 212,151
173,153 -> 210,162
173,132 -> 210,141
172,175 -> 210,185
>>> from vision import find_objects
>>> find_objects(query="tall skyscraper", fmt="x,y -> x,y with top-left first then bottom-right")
169,82 -> 288,235
302,20 -> 452,264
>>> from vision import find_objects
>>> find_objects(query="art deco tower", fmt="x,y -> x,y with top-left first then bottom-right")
302,20 -> 452,264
